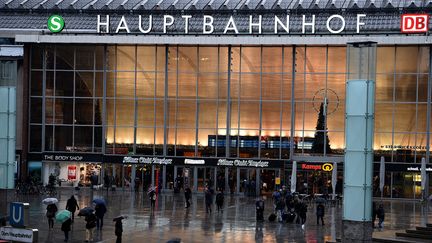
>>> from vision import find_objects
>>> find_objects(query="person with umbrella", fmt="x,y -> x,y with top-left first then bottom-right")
66,195 -> 79,222
93,199 -> 107,230
148,187 -> 157,210
56,210 -> 72,242
85,212 -> 97,242
46,202 -> 58,229
113,216 -> 126,243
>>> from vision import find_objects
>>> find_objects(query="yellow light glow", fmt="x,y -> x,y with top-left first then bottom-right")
413,175 -> 422,182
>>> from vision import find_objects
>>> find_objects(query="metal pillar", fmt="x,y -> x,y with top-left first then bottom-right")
193,167 -> 198,192
224,167 -> 229,193
213,168 -> 217,191
342,42 -> 377,243
236,168 -> 240,194
151,165 -> 155,187
256,169 -> 260,196
162,165 -> 166,190
131,165 -> 136,192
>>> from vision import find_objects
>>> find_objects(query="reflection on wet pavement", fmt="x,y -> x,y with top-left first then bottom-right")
6,188 -> 432,243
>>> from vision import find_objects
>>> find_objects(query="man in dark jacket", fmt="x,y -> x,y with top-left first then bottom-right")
46,203 -> 58,229
205,187 -> 213,213
215,191 -> 224,213
61,218 -> 72,242
316,203 -> 325,225
372,201 -> 377,228
114,218 -> 123,243
95,204 -> 107,230
377,204 -> 385,228
66,195 -> 79,222
184,187 -> 192,208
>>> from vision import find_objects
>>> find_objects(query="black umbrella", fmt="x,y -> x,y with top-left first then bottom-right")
78,207 -> 94,216
113,215 -> 127,222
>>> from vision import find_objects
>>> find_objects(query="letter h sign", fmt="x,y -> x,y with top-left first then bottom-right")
9,202 -> 30,228
401,14 -> 429,33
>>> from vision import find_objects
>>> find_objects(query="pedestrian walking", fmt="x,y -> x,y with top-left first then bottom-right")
377,204 -> 385,228
184,187 -> 192,208
104,174 -> 110,192
46,203 -> 58,229
275,198 -> 285,222
95,203 -> 107,230
85,212 -> 97,242
205,187 -> 213,213
61,218 -> 72,242
316,203 -> 325,225
114,218 -> 123,243
215,191 -> 224,213
66,195 -> 79,222
299,200 -> 308,228
255,198 -> 265,221
149,188 -> 157,209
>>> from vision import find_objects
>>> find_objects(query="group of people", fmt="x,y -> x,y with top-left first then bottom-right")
271,189 -> 309,227
203,187 -> 225,213
45,195 -> 112,242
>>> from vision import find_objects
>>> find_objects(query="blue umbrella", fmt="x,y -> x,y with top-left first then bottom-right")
78,207 -> 94,216
92,198 -> 106,206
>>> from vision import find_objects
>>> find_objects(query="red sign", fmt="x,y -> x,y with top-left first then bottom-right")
67,165 -> 76,180
301,164 -> 322,171
401,14 -> 429,33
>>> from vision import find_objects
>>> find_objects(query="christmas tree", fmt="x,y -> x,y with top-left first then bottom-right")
311,102 -> 332,154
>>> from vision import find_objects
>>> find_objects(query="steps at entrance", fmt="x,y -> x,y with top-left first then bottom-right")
374,224 -> 432,242
395,232 -> 432,240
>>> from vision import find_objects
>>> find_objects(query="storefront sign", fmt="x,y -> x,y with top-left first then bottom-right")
373,163 -> 432,173
42,153 -> 103,163
67,166 -> 76,180
406,167 -> 432,172
301,163 -> 333,172
122,156 -> 173,165
217,159 -> 269,168
184,159 -> 205,165
0,227 -> 38,243
95,14 -> 368,35
275,177 -> 281,185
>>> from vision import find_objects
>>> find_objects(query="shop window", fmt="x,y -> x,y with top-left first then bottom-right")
31,46 -> 43,69
55,71 -> 74,97
30,71 -> 43,96
117,46 -> 135,71
262,47 -> 282,73
30,98 -> 42,123
137,46 -> 156,71
75,72 -> 94,97
76,47 -> 95,70
136,72 -> 155,98
199,47 -> 219,73
56,46 -> 74,70
74,126 -> 94,152
116,72 -> 135,98
54,126 -> 73,151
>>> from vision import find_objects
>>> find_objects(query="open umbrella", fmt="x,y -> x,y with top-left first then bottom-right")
379,156 -> 385,198
113,215 -> 127,222
42,198 -> 58,205
55,210 -> 71,223
92,198 -> 106,206
78,207 -> 94,216
147,186 -> 156,194
290,161 -> 297,193
331,162 -> 337,200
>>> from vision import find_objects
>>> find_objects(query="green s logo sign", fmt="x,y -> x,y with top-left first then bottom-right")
47,15 -> 65,33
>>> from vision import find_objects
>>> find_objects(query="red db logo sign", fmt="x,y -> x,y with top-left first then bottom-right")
401,14 -> 429,33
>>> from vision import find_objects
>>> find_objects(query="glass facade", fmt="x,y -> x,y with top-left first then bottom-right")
29,45 -> 431,162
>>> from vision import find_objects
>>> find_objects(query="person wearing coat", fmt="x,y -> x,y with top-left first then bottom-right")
61,218 -> 72,242
205,187 -> 213,214
316,203 -> 325,225
115,218 -> 123,243
66,195 -> 79,222
215,191 -> 224,213
377,204 -> 385,228
85,213 -> 97,242
46,203 -> 58,229
95,203 -> 107,230
184,187 -> 192,208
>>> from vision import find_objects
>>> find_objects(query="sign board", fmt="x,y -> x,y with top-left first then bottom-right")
300,163 -> 334,172
0,227 -> 38,243
401,14 -> 429,33
275,177 -> 281,185
122,156 -> 173,165
9,203 -> 29,228
67,165 -> 76,180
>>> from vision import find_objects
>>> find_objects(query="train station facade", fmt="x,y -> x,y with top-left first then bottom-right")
0,0 -> 431,198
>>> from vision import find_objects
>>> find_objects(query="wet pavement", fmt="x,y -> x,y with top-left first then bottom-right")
4,188 -> 432,243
